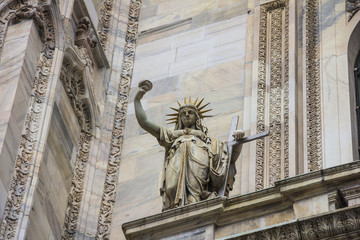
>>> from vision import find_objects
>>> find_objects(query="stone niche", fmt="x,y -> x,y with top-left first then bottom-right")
123,161 -> 360,240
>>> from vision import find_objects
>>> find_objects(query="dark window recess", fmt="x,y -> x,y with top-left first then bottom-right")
354,68 -> 360,157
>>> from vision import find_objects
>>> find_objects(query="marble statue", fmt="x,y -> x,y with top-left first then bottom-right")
134,80 -> 244,210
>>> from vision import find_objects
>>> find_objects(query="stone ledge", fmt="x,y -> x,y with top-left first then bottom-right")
222,204 -> 360,240
122,197 -> 225,240
122,161 -> 360,239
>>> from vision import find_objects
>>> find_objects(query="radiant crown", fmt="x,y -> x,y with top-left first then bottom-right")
166,97 -> 213,124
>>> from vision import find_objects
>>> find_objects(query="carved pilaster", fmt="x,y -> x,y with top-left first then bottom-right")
0,0 -> 56,238
256,0 -> 289,190
305,0 -> 322,172
97,0 -> 114,49
95,0 -> 141,238
59,49 -> 95,239
62,131 -> 92,240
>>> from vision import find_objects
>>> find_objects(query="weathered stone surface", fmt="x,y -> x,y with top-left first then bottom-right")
123,161 -> 360,240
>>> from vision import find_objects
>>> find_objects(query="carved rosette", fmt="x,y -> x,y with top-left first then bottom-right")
0,0 -> 56,239
95,0 -> 141,239
256,0 -> 289,190
97,0 -> 114,49
306,0 -> 322,172
347,0 -> 360,21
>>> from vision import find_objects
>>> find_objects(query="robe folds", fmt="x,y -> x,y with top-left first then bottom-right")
158,126 -> 229,210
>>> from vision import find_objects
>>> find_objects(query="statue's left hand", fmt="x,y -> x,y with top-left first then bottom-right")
232,130 -> 245,140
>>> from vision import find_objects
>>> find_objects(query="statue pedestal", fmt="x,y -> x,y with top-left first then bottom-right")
122,161 -> 360,240
122,197 -> 225,240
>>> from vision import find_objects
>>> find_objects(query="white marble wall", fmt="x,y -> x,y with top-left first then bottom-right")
0,20 -> 41,218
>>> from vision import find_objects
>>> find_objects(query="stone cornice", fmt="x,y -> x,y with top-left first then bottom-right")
122,161 -> 360,240
224,204 -> 360,240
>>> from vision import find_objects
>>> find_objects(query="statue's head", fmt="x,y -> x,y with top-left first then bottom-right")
178,105 -> 200,129
166,98 -> 212,132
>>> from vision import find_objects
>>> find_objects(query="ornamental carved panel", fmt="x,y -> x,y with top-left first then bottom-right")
96,0 -> 141,239
305,0 -> 322,172
60,47 -> 95,239
256,0 -> 290,190
0,0 -> 56,238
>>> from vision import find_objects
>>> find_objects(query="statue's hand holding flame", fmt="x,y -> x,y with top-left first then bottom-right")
135,80 -> 153,100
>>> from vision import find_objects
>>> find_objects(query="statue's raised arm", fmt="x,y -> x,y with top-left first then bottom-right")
134,80 -> 161,139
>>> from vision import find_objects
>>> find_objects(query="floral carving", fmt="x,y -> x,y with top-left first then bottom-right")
59,46 -> 95,239
306,0 -> 322,172
230,206 -> 360,240
0,0 -> 56,238
256,0 -> 289,190
97,0 -> 114,49
75,16 -> 97,68
95,0 -> 141,238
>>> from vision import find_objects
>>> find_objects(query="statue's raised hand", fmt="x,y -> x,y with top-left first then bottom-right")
135,80 -> 153,100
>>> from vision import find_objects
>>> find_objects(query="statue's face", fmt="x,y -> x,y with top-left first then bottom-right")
180,107 -> 196,129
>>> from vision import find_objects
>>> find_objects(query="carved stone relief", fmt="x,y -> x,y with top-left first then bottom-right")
97,0 -> 114,49
306,0 -> 322,172
60,21 -> 97,238
0,0 -> 56,238
347,0 -> 360,21
229,205 -> 360,240
76,16 -> 97,69
96,0 -> 141,238
256,0 -> 289,190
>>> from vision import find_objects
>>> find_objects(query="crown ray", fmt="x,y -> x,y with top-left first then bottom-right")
193,97 -> 199,105
198,102 -> 210,111
177,101 -> 181,106
196,98 -> 204,108
166,113 -> 179,116
166,117 -> 178,121
184,97 -> 187,104
189,97 -> 192,104
170,107 -> 179,112
167,120 -> 178,124
202,115 -> 213,118
199,109 -> 212,115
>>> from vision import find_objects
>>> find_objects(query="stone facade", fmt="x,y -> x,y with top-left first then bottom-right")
0,0 -> 359,240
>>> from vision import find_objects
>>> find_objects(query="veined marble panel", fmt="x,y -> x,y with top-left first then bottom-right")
0,19 -> 41,215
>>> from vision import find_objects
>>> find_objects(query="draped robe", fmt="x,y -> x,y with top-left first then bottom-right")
158,126 -> 229,210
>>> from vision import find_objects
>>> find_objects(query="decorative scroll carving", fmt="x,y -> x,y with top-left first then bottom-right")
96,0 -> 141,238
97,0 -> 114,49
59,50 -> 94,239
347,0 -> 360,21
0,1 -> 50,60
306,0 -> 322,171
256,0 -> 289,190
229,206 -> 360,240
62,132 -> 92,240
0,0 -> 56,238
59,55 -> 93,132
76,16 -> 97,68
255,3 -> 267,191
